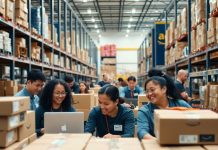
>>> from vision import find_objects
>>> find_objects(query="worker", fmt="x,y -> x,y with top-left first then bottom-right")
79,81 -> 89,94
98,74 -> 110,87
85,84 -> 135,138
175,69 -> 192,102
35,79 -> 76,136
120,76 -> 143,98
15,69 -> 46,110
137,69 -> 191,140
64,75 -> 80,93
118,77 -> 128,87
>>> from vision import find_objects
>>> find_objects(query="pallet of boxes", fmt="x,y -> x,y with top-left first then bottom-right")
0,97 -> 37,150
15,0 -> 29,30
0,80 -> 18,96
5,0 -> 14,22
15,38 -> 27,59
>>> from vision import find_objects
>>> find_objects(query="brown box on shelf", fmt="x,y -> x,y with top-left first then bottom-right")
154,109 -> 218,145
191,30 -> 196,53
210,0 -> 217,12
142,139 -> 205,150
0,111 -> 26,131
208,96 -> 218,110
191,2 -> 196,27
72,94 -> 95,109
77,109 -> 90,121
15,38 -> 26,47
5,0 -> 14,21
0,129 -> 18,148
5,80 -> 17,87
28,133 -> 37,144
138,95 -> 149,108
181,7 -> 187,34
24,133 -> 92,150
196,0 -> 205,23
0,0 -> 5,18
169,21 -> 175,43
1,138 -> 29,150
18,111 -> 35,141
196,23 -> 206,50
0,97 -> 30,116
15,8 -> 28,21
5,86 -> 18,96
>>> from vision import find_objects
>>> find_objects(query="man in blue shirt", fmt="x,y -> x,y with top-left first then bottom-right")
98,74 -> 110,87
64,75 -> 80,93
15,69 -> 46,110
120,76 -> 143,98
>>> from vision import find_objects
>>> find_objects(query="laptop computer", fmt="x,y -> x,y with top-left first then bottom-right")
44,112 -> 84,134
123,98 -> 138,107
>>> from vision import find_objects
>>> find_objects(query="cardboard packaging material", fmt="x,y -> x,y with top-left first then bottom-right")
90,87 -> 101,94
138,95 -> 149,107
23,133 -> 92,150
0,97 -> 30,116
203,145 -> 218,150
0,138 -> 28,150
4,80 -> 18,87
77,109 -> 90,121
142,139 -> 205,150
18,111 -> 35,141
5,86 -> 18,96
86,137 -> 143,150
0,129 -> 18,148
28,133 -> 37,144
154,110 -> 218,145
72,94 -> 95,109
0,112 -> 26,130
133,107 -> 138,118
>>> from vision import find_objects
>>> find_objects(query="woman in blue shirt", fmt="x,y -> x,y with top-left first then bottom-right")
85,84 -> 135,138
35,79 -> 76,136
137,70 -> 191,140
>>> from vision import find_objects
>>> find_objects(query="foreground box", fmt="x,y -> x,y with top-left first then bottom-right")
72,94 -> 95,109
0,138 -> 28,150
203,145 -> 218,150
86,137 -> 143,150
23,133 -> 92,150
142,139 -> 205,150
0,97 -> 30,116
138,95 -> 149,107
0,129 -> 18,148
154,110 -> 218,145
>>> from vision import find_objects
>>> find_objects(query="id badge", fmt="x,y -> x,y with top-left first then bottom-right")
134,93 -> 138,96
114,125 -> 123,131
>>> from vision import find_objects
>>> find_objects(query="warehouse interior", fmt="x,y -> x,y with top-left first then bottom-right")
0,0 -> 218,149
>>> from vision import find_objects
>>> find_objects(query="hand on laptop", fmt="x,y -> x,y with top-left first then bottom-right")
103,133 -> 121,138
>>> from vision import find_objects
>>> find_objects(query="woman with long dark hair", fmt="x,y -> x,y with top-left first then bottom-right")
137,69 -> 191,140
85,84 -> 135,138
35,79 -> 75,136
79,81 -> 89,94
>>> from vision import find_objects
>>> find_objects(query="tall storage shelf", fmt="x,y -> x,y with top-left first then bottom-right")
0,0 -> 98,83
138,0 -> 218,110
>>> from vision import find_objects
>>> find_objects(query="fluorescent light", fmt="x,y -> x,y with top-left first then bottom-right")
125,34 -> 128,37
94,24 -> 98,28
129,17 -> 133,22
83,0 -> 88,2
132,8 -> 136,14
98,34 -> 101,38
91,17 -> 95,22
87,8 -> 92,14
128,24 -> 131,28
97,29 -> 100,33
126,29 -> 130,33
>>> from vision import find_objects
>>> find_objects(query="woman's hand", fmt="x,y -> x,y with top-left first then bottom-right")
103,133 -> 121,138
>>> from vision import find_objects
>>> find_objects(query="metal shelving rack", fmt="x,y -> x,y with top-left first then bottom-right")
0,0 -> 98,83
137,0 -> 218,97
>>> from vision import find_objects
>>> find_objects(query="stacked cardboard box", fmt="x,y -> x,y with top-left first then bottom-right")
15,0 -> 29,29
181,7 -> 187,34
100,44 -> 116,57
138,95 -> 149,108
191,30 -> 197,53
15,38 -> 27,58
169,21 -> 175,44
86,137 -> 143,150
203,145 -> 218,150
196,0 -> 205,23
5,0 -> 14,21
0,0 -> 5,18
165,28 -> 169,49
142,139 -> 205,150
191,2 -> 196,28
44,50 -> 53,64
101,65 -> 116,81
175,41 -> 188,61
209,85 -> 218,110
207,17 -> 216,45
24,134 -> 92,149
154,109 -> 218,145
31,42 -> 41,61
0,30 -> 12,53
196,23 -> 206,51
0,80 -> 24,96
210,0 -> 217,13
53,54 -> 60,66
175,14 -> 181,39
90,87 -> 101,94
0,97 -> 30,148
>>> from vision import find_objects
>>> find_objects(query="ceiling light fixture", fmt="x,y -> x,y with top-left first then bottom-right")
87,8 -> 92,14
132,8 -> 136,14
129,17 -> 133,22
128,24 -> 131,28
83,0 -> 88,2
97,29 -> 100,33
98,34 -> 101,38
126,29 -> 130,33
125,34 -> 128,37
91,17 -> 95,22
94,24 -> 98,28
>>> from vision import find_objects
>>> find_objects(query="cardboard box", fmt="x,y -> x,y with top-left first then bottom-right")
28,133 -> 37,144
77,109 -> 90,121
154,110 -> 218,145
0,138 -> 28,150
203,145 -> 218,150
0,80 -> 5,86
0,112 -> 26,131
4,80 -> 17,87
0,129 -> 18,148
72,94 -> 95,109
5,86 -> 18,96
142,139 -> 205,150
0,97 -> 30,116
18,111 -> 35,141
138,95 -> 149,108
133,107 -> 138,118
23,133 -> 92,150
86,137 -> 143,150
90,87 -> 101,94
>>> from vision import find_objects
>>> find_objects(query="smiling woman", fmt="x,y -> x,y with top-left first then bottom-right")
35,79 -> 76,137
85,84 -> 135,138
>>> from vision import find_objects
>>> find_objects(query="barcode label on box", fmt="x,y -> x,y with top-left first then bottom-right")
179,135 -> 198,144
13,101 -> 19,113
9,115 -> 19,128
7,130 -> 14,143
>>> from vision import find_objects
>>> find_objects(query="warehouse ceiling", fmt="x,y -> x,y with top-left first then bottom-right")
69,0 -> 188,33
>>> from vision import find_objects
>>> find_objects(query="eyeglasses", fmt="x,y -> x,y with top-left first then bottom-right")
54,92 -> 67,97
144,88 -> 156,94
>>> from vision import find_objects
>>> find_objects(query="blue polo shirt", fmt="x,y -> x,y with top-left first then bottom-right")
15,87 -> 39,110
120,86 -> 143,98
137,99 -> 191,140
85,104 -> 135,137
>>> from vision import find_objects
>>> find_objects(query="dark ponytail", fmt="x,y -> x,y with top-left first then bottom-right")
98,84 -> 124,104
146,69 -> 181,100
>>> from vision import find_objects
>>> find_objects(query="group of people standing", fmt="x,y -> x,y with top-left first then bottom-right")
15,68 -> 192,139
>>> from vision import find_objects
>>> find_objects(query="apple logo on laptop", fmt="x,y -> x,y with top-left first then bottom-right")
61,124 -> 67,132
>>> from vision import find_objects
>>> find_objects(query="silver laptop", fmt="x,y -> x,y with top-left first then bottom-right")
44,112 -> 84,133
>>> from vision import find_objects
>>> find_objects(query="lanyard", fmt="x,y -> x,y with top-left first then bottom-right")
105,115 -> 110,134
